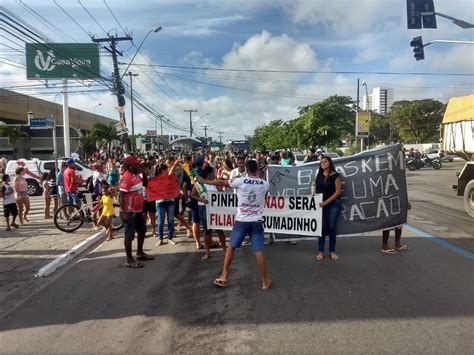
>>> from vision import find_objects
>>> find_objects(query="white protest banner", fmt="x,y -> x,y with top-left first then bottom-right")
267,144 -> 408,238
206,191 -> 323,236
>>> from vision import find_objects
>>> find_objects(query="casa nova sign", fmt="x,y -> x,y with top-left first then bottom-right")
26,43 -> 100,80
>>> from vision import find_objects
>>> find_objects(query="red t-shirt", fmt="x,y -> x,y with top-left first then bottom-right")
119,171 -> 144,212
64,167 -> 79,193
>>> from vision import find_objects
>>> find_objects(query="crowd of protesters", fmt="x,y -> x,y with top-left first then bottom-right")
1,146 -> 409,288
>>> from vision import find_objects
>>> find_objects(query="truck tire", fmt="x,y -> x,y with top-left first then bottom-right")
464,180 -> 474,218
26,179 -> 42,196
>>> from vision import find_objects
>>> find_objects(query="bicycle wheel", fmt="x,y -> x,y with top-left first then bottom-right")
54,204 -> 85,233
111,203 -> 124,232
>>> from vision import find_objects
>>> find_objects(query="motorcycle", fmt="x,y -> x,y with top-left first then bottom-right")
406,157 -> 424,171
406,156 -> 442,171
423,155 -> 442,170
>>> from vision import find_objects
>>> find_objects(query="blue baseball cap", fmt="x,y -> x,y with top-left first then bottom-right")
195,156 -> 205,166
66,159 -> 75,165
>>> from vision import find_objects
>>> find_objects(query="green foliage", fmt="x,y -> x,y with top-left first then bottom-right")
250,95 -> 356,151
79,133 -> 97,156
91,122 -> 118,154
0,125 -> 29,148
388,99 -> 444,143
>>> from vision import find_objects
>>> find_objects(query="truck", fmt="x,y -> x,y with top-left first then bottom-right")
441,94 -> 474,217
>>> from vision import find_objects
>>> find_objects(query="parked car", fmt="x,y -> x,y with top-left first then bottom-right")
294,153 -> 306,166
427,149 -> 454,162
322,152 -> 341,159
4,158 -> 93,196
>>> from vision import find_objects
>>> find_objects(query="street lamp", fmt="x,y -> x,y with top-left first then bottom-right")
361,81 -> 370,151
121,26 -> 162,80
93,103 -> 102,122
93,103 -> 102,114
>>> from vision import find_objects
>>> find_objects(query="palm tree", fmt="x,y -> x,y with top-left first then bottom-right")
91,123 -> 118,155
0,125 -> 30,158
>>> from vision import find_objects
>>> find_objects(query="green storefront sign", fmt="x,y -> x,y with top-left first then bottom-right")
26,43 -> 100,79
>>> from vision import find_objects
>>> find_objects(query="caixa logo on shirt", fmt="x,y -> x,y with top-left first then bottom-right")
243,179 -> 264,185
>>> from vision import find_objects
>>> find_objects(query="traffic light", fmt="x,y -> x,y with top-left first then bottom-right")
410,36 -> 425,61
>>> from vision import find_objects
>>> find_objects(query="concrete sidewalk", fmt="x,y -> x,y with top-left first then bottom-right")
0,200 -> 101,318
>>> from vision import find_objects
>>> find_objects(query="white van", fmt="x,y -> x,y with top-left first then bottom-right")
4,159 -> 93,196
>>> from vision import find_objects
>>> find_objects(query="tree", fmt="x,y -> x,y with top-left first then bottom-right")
92,123 -> 118,155
250,95 -> 357,152
79,132 -> 97,156
389,99 -> 444,143
0,125 -> 29,158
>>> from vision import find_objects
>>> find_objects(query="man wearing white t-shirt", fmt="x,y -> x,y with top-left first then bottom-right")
199,159 -> 271,290
229,155 -> 247,182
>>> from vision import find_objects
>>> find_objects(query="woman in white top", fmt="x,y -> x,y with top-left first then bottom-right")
192,166 -> 227,260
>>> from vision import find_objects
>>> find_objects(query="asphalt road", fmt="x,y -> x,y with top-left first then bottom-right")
0,162 -> 472,354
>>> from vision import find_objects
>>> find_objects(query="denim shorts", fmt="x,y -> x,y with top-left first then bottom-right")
230,221 -> 265,252
198,205 -> 208,231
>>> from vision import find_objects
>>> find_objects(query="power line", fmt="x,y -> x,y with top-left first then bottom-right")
124,63 -> 473,77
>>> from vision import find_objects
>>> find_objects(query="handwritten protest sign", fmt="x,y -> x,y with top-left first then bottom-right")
146,174 -> 179,201
267,144 -> 408,237
206,191 -> 323,236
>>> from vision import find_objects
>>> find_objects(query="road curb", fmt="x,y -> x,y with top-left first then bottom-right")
35,230 -> 106,278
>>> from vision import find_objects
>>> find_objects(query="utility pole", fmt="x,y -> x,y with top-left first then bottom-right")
126,72 -> 138,138
93,34 -> 133,153
157,114 -> 164,135
217,131 -> 224,143
184,109 -> 197,137
202,124 -> 208,140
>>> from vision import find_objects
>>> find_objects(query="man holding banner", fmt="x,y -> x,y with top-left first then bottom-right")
199,160 -> 272,290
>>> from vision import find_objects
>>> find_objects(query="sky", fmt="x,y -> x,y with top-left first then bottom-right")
1,0 -> 473,141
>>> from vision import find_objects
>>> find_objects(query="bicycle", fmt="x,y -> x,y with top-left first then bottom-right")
54,191 -> 123,233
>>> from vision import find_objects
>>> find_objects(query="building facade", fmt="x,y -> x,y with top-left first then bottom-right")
362,87 -> 394,115
0,89 -> 116,159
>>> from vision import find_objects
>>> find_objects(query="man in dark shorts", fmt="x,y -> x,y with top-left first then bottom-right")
119,156 -> 154,268
199,160 -> 271,290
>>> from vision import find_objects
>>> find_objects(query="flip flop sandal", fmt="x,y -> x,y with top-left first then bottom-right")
213,278 -> 227,288
395,245 -> 410,251
136,254 -> 154,261
125,262 -> 144,269
315,254 -> 324,261
381,248 -> 397,255
330,254 -> 339,260
262,280 -> 272,290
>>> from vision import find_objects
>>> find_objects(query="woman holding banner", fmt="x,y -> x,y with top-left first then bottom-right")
315,156 -> 342,261
155,159 -> 180,246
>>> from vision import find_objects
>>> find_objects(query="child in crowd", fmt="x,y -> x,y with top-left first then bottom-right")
192,166 -> 227,260
41,172 -> 52,219
98,186 -> 117,241
2,174 -> 19,231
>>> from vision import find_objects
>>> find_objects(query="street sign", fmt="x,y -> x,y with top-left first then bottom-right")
142,138 -> 152,144
356,111 -> 369,137
407,0 -> 422,29
406,0 -> 437,29
26,43 -> 100,79
29,117 -> 55,129
115,122 -> 128,136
